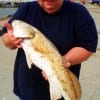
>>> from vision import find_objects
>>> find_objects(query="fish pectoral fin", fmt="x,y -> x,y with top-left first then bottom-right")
22,42 -> 33,69
49,76 -> 62,100
25,49 -> 33,69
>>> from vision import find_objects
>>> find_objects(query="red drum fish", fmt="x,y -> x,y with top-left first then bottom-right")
12,20 -> 81,100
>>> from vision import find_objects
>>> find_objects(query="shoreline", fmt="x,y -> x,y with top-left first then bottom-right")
0,14 -> 12,20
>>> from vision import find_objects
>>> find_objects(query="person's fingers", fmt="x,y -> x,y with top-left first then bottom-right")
15,38 -> 23,48
16,44 -> 22,48
62,57 -> 71,68
3,22 -> 13,33
41,71 -> 48,80
65,62 -> 71,68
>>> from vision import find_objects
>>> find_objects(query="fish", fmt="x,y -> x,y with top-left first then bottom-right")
12,20 -> 82,100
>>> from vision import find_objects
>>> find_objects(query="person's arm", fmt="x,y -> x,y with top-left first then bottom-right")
63,47 -> 92,67
42,47 -> 92,80
1,22 -> 22,50
63,4 -> 98,67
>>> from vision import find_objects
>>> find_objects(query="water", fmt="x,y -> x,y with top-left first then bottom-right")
0,8 -> 18,18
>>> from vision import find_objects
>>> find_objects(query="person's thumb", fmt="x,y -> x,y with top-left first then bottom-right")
65,62 -> 71,68
3,22 -> 13,33
62,57 -> 71,68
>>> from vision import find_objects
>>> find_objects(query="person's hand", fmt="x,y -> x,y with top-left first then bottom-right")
1,22 -> 23,50
41,71 -> 48,80
62,56 -> 71,68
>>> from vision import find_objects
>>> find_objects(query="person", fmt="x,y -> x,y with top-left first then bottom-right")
0,0 -> 98,100
80,0 -> 86,4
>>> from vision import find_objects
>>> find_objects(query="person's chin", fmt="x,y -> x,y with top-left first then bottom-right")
46,10 -> 56,14
44,7 -> 56,14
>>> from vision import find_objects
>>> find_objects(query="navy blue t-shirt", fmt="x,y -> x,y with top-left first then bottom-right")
1,1 -> 98,100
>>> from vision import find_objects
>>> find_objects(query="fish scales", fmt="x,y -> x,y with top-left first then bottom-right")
12,20 -> 82,100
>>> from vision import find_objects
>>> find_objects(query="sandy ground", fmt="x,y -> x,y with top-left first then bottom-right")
0,40 -> 18,100
0,3 -> 100,100
80,50 -> 100,100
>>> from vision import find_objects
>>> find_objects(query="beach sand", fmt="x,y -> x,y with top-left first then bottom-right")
0,3 -> 100,100
80,50 -> 100,100
0,39 -> 18,100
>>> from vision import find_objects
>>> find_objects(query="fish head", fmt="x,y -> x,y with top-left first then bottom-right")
12,20 -> 35,39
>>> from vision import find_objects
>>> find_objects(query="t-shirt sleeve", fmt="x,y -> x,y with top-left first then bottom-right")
74,5 -> 98,52
0,3 -> 30,36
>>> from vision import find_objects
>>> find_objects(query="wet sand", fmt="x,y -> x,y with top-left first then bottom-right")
0,3 -> 100,100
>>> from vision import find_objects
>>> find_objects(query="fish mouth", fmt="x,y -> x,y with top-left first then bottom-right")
12,20 -> 36,38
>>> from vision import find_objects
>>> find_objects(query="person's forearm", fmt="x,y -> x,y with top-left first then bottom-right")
63,47 -> 93,66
